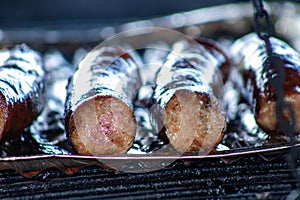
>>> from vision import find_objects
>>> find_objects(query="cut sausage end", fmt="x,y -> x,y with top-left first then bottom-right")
257,93 -> 300,134
0,93 -> 8,140
68,95 -> 136,155
164,89 -> 226,153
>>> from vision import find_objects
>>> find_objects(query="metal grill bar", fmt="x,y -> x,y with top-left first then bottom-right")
0,155 -> 298,199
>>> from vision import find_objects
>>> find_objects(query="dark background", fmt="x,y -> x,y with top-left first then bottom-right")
0,0 -> 248,29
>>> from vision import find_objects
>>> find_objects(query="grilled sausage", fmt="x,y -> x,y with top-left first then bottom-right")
152,38 -> 228,153
0,44 -> 45,140
230,33 -> 300,134
64,47 -> 141,155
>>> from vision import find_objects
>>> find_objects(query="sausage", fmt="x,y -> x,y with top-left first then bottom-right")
64,47 -> 141,155
230,33 -> 300,134
152,38 -> 228,153
0,44 -> 45,140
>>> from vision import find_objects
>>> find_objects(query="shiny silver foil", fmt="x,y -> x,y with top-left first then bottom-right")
30,51 -> 74,154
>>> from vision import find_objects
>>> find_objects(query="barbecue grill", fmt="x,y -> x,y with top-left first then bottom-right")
1,0 -> 300,199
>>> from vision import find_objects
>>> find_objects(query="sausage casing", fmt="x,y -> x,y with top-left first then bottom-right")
0,44 -> 45,140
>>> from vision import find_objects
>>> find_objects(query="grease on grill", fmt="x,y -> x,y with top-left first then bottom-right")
222,77 -> 268,149
30,51 -> 75,154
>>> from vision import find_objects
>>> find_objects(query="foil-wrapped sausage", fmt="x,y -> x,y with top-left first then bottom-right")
64,47 -> 141,155
230,33 -> 300,134
0,44 -> 45,140
152,38 -> 228,153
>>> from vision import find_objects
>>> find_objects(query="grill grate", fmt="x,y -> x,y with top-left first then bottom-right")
0,154 -> 298,199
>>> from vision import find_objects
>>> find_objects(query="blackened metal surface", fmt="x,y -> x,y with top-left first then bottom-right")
0,153 -> 297,199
